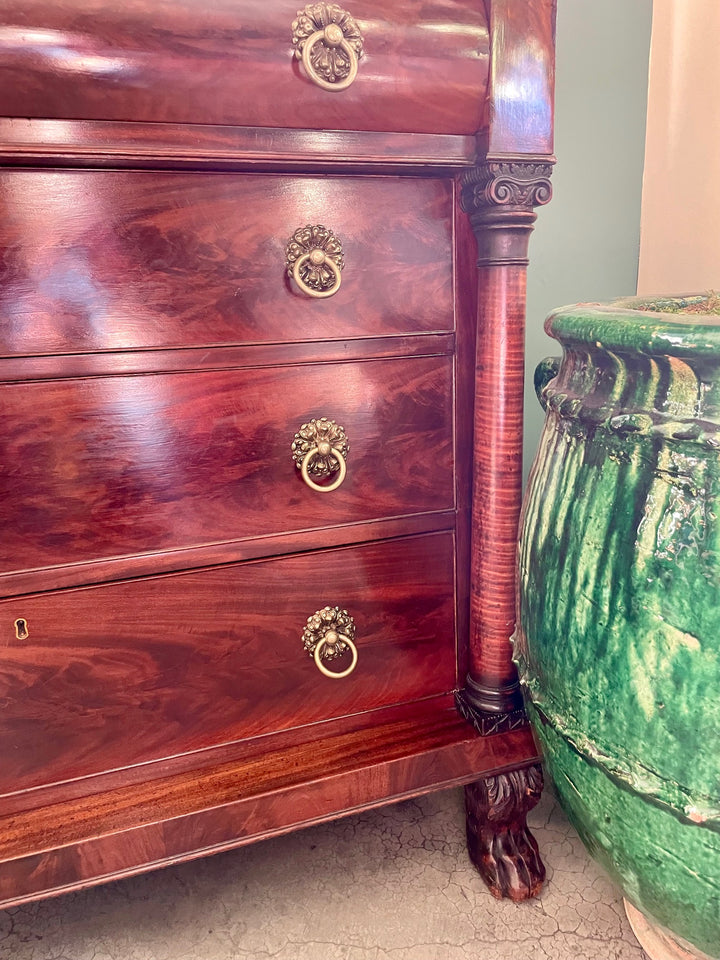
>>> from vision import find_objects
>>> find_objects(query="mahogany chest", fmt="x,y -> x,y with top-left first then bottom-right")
0,0 -> 555,907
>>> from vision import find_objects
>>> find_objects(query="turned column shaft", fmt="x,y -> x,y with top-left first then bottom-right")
469,259 -> 530,704
459,162 -> 552,723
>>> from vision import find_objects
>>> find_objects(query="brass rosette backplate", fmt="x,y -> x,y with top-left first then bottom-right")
302,606 -> 356,661
291,417 -> 349,478
292,3 -> 364,91
285,224 -> 345,298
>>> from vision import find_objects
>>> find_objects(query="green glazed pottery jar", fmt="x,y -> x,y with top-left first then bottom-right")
516,295 -> 720,960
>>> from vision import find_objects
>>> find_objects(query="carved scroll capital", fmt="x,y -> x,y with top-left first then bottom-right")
461,160 -> 554,266
461,161 -> 553,215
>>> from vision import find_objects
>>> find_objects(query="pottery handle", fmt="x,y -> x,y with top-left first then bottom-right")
534,356 -> 561,410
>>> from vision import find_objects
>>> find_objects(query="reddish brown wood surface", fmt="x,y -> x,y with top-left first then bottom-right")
0,0 -> 489,135
0,119 -> 478,172
481,0 -> 556,157
468,264 -> 529,702
0,695 -> 464,817
465,764 -> 545,901
0,532 -> 456,794
0,698 -> 540,909
0,0 -> 558,910
0,172 -> 454,356
0,513 -> 455,601
452,182 -> 478,684
0,356 -> 453,577
460,162 -> 553,713
0,333 -> 454,383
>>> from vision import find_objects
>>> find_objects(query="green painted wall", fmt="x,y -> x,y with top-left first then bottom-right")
524,0 -> 654,475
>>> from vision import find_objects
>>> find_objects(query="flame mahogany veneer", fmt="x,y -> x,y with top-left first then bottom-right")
0,0 -> 556,908
0,173 -> 455,355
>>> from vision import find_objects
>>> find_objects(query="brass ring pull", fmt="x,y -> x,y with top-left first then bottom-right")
286,225 -> 344,299
301,28 -> 358,91
303,606 -> 358,679
292,4 -> 364,92
301,444 -> 346,492
292,418 -> 349,492
292,250 -> 342,299
313,631 -> 358,678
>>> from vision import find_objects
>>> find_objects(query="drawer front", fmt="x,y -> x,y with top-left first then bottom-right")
0,172 -> 454,356
0,532 -> 457,793
0,1 -> 488,135
0,356 -> 454,576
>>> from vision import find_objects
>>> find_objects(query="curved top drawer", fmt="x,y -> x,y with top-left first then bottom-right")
0,0 -> 489,136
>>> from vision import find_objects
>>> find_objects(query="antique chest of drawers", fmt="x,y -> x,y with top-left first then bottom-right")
0,0 -> 555,907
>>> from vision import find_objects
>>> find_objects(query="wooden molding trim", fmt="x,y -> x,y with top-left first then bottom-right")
0,118 -> 478,172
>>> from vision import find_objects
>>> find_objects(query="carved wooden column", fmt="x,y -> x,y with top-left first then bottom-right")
457,159 -> 553,901
457,158 -> 553,728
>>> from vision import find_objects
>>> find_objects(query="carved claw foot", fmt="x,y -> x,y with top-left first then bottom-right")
464,763 -> 545,901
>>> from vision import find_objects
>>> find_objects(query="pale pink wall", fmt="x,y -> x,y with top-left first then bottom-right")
638,0 -> 720,294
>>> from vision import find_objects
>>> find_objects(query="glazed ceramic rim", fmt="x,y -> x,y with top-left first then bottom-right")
546,293 -> 720,358
613,293 -> 720,315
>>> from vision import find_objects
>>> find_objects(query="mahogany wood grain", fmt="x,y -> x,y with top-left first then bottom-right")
0,532 -> 456,794
0,172 -> 454,356
0,0 -> 489,135
0,694 -> 464,816
481,0 -> 556,158
0,333 -> 454,383
0,0 -> 558,908
0,699 -> 540,909
461,163 -> 553,715
453,180 -> 478,684
1,356 -> 453,576
0,119 -> 478,172
0,512 -> 455,601
468,265 -> 529,707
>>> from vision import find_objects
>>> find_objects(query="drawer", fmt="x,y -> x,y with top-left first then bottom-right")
0,1 -> 488,135
0,532 -> 457,794
0,356 -> 454,576
0,172 -> 454,356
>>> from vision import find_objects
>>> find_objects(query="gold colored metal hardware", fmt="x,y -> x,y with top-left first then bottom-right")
292,3 -> 364,92
301,445 -> 346,491
292,417 -> 349,492
293,251 -> 341,299
286,224 -> 344,298
303,606 -> 358,678
14,618 -> 28,640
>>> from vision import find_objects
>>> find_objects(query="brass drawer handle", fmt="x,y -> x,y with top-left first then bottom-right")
303,606 -> 358,678
292,3 -> 364,92
286,224 -> 344,299
292,418 -> 349,493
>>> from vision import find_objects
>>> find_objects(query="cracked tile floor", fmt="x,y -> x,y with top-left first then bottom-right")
0,786 -> 650,960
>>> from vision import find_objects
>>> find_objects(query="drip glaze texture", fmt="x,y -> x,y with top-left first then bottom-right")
516,295 -> 720,959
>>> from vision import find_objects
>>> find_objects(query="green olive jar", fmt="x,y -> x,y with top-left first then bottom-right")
516,295 -> 720,960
